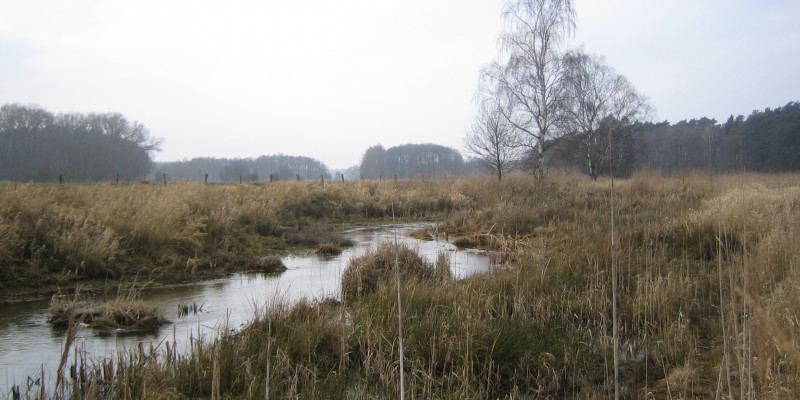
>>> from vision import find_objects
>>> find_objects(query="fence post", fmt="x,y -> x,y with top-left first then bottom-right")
58,174 -> 64,185
269,174 -> 273,183
394,174 -> 398,182
239,175 -> 243,184
115,173 -> 119,185
296,174 -> 300,182
341,173 -> 345,183
162,173 -> 167,186
204,173 -> 208,185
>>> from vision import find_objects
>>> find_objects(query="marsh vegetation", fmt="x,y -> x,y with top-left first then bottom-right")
48,288 -> 169,331
2,171 -> 799,398
0,179 -> 457,296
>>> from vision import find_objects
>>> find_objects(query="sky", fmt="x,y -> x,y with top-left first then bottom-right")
1,0 -> 798,169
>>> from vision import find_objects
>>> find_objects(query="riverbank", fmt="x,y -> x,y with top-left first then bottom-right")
0,179 -> 465,301
4,171 -> 800,398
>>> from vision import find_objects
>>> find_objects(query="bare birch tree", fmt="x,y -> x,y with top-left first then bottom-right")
464,97 -> 524,181
561,49 -> 651,180
481,0 -> 575,181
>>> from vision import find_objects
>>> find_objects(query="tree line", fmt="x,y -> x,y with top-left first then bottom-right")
4,97 -> 797,184
480,101 -> 800,179
641,102 -> 800,173
0,103 -> 161,182
359,143 -> 473,180
155,154 -> 331,182
544,101 -> 800,176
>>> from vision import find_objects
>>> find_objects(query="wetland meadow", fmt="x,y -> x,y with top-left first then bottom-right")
1,171 -> 799,398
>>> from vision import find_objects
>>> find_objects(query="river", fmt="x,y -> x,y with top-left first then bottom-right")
0,223 -> 492,395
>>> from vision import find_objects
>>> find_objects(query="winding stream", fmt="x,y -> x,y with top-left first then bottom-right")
0,224 -> 492,395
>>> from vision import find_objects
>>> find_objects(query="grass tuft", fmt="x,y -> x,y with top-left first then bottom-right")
341,242 -> 444,303
48,287 -> 169,331
316,243 -> 343,256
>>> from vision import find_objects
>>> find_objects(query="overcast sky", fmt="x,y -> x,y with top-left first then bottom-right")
1,1 -> 798,169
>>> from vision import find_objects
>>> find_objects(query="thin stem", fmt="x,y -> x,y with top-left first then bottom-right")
392,202 -> 406,400
610,132 -> 620,400
718,220 -> 733,399
265,317 -> 271,400
742,194 -> 752,399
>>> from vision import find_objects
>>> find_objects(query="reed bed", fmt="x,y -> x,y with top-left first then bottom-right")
0,179 -> 466,292
5,171 -> 800,398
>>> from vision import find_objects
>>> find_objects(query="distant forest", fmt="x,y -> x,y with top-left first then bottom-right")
641,101 -> 800,173
545,101 -> 800,177
0,103 -> 160,182
359,143 -> 476,180
155,155 -> 330,182
157,143 -> 478,183
1,102 -> 798,183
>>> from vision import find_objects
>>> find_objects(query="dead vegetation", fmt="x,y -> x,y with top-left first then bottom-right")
6,171 -> 800,398
48,287 -> 168,331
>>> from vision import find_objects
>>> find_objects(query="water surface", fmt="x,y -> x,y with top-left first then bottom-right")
0,223 -> 492,394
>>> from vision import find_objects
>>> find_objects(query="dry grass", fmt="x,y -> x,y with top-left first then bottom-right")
341,242 -> 446,303
316,243 -> 343,256
0,179 -> 466,291
48,287 -> 169,331
7,171 -> 800,398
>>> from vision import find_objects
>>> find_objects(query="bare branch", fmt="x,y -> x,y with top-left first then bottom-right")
464,96 -> 525,181
561,48 -> 651,179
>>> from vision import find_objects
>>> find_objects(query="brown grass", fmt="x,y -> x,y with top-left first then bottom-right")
48,287 -> 169,331
341,242 -> 446,303
0,179 -> 465,292
7,171 -> 800,399
316,243 -> 343,256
